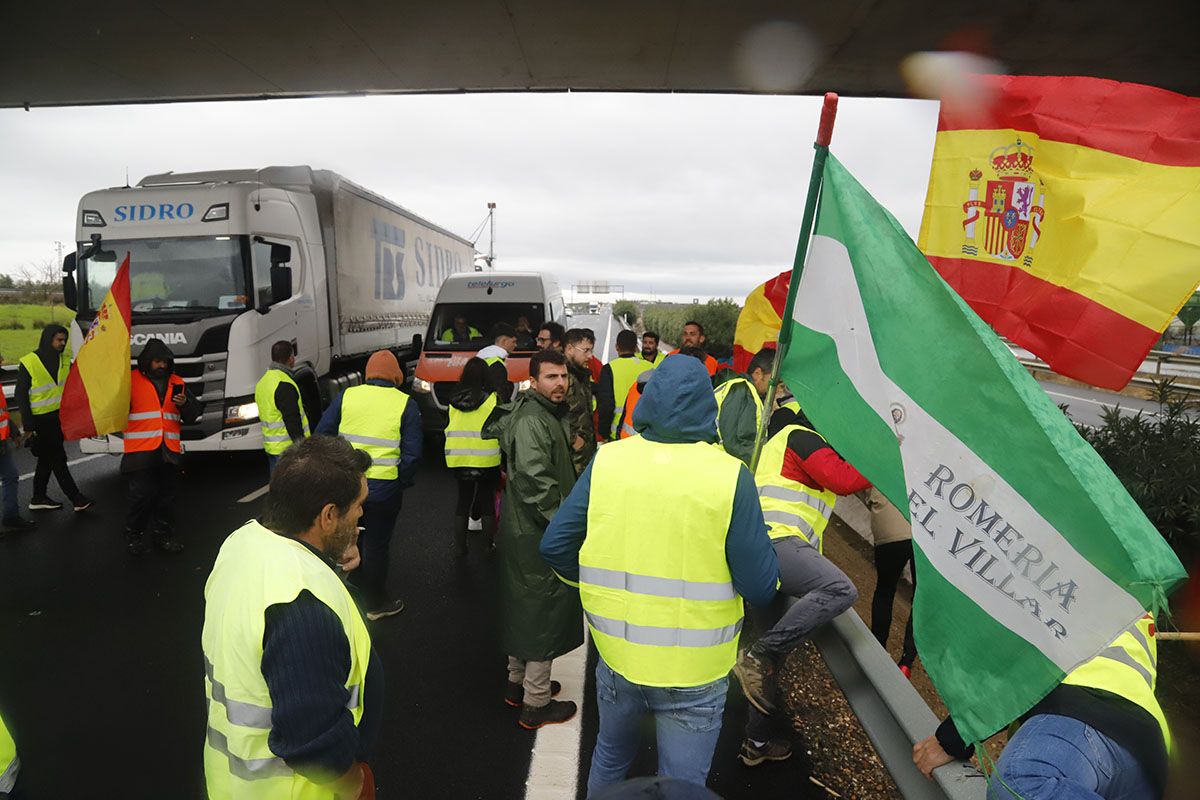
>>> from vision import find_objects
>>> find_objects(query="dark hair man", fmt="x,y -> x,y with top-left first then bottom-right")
536,321 -> 566,351
202,435 -> 381,799
712,347 -> 775,467
563,329 -> 597,475
595,330 -> 652,441
482,348 -> 582,729
317,350 -> 422,621
639,331 -> 665,367
479,322 -> 518,402
441,314 -> 481,343
17,324 -> 92,512
255,340 -> 310,475
541,354 -> 779,792
121,339 -> 202,555
668,322 -> 717,376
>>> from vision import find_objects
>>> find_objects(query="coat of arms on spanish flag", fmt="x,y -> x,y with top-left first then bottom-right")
60,253 -> 132,440
918,75 -> 1200,390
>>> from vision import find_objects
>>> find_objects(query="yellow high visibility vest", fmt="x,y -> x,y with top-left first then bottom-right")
638,351 -> 666,368
754,424 -> 837,552
254,369 -> 310,456
1061,614 -> 1171,752
19,349 -> 70,415
0,710 -> 17,795
781,399 -> 801,414
444,393 -> 500,468
713,376 -> 763,455
581,436 -> 744,687
339,384 -> 409,480
440,326 -> 482,342
202,520 -> 371,799
607,357 -> 652,437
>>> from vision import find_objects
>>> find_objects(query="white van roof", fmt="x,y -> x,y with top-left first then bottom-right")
435,271 -> 560,303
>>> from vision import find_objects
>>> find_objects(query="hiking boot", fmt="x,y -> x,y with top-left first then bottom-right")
29,496 -> 63,511
2,516 -> 37,532
366,599 -> 405,621
125,530 -> 152,556
738,738 -> 792,767
73,496 -> 95,512
154,533 -> 185,553
505,680 -> 562,708
518,699 -> 577,729
733,647 -> 776,715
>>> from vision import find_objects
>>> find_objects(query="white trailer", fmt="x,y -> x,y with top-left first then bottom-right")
67,166 -> 475,452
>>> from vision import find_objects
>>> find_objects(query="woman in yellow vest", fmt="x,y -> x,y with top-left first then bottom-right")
444,357 -> 501,556
916,615 -> 1171,799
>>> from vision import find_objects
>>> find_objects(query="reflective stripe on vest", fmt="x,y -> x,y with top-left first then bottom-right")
608,357 -> 652,437
19,350 -> 70,415
0,392 -> 10,441
581,436 -> 744,687
202,520 -> 371,799
1061,615 -> 1171,752
754,424 -> 837,551
713,376 -> 763,455
254,368 -> 310,455
444,393 -> 501,468
618,381 -> 644,440
0,709 -> 17,794
124,370 -> 184,454
339,384 -> 409,480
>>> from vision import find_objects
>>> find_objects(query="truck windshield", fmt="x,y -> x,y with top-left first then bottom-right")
428,303 -> 545,352
78,236 -> 250,317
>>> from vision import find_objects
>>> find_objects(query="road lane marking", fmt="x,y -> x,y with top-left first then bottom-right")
18,453 -> 105,481
237,484 -> 270,504
601,314 -> 615,364
525,626 -> 589,799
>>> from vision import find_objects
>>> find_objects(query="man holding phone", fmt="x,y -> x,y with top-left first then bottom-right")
121,338 -> 201,554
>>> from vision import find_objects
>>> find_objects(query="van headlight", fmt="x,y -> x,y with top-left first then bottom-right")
412,378 -> 434,394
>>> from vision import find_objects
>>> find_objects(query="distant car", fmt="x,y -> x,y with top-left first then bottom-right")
588,302 -> 600,314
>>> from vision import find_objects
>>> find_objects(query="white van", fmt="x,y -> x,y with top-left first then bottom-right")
411,272 -> 565,426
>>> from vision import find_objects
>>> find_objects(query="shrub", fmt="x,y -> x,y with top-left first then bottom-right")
0,319 -> 23,330
612,300 -> 640,327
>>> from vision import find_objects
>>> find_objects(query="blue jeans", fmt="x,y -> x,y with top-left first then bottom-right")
266,453 -> 278,477
587,657 -> 728,797
988,714 -> 1154,800
0,442 -> 18,520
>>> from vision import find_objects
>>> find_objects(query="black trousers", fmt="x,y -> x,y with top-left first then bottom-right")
31,413 -> 82,502
352,491 -> 404,609
125,463 -> 180,536
454,467 -> 500,517
871,539 -> 918,667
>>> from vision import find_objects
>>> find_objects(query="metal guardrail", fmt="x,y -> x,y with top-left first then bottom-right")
1015,354 -> 1200,397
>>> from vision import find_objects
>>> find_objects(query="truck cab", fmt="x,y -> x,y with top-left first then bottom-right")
411,272 -> 565,429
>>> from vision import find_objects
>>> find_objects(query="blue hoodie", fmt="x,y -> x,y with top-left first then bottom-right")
540,355 -> 778,607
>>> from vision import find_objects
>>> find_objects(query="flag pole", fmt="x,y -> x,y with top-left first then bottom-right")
750,93 -> 838,472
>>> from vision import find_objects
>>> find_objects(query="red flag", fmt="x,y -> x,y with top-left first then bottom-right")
61,254 -> 132,440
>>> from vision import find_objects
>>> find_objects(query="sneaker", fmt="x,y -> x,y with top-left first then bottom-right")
366,599 -> 405,621
29,497 -> 63,511
2,516 -> 37,531
73,496 -> 95,512
738,738 -> 793,767
468,516 -> 483,531
733,647 -> 776,715
518,699 -> 577,729
504,680 -> 563,708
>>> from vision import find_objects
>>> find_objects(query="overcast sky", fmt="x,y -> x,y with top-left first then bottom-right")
0,93 -> 938,303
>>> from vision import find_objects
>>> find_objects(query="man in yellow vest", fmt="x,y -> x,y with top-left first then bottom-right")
638,331 -> 666,367
915,614 -> 1170,799
595,330 -> 652,441
317,350 -> 421,621
255,340 -> 310,475
122,339 -> 201,555
712,348 -> 773,467
541,354 -> 780,792
15,324 -> 92,512
202,435 -> 381,800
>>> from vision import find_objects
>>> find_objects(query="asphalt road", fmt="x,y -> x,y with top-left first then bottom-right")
1035,378 -> 1178,429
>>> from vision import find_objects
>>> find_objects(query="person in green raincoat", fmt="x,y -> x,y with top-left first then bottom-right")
483,348 -> 584,730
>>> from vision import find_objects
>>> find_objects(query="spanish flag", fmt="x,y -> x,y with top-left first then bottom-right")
732,270 -> 790,372
60,254 -> 132,440
918,75 -> 1200,390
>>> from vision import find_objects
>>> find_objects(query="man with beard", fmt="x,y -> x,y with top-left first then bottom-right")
563,328 -> 597,475
202,435 -> 382,799
668,321 -> 718,377
121,339 -> 202,554
638,331 -> 666,367
483,349 -> 582,728
17,324 -> 93,512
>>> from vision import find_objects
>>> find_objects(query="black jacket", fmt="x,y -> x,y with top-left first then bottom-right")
15,323 -> 70,430
120,339 -> 202,472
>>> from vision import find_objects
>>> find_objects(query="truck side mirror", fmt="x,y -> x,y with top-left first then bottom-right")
270,265 -> 293,306
62,252 -> 77,311
269,243 -> 292,265
412,333 -> 423,352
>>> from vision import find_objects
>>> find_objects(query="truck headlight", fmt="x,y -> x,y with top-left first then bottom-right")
224,401 -> 259,426
412,378 -> 434,394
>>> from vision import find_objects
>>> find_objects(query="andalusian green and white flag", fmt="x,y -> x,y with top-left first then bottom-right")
782,154 -> 1187,743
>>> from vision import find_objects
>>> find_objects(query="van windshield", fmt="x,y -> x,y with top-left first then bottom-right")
428,303 -> 545,352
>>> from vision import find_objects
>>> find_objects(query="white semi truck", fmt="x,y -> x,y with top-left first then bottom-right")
64,166 -> 476,453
